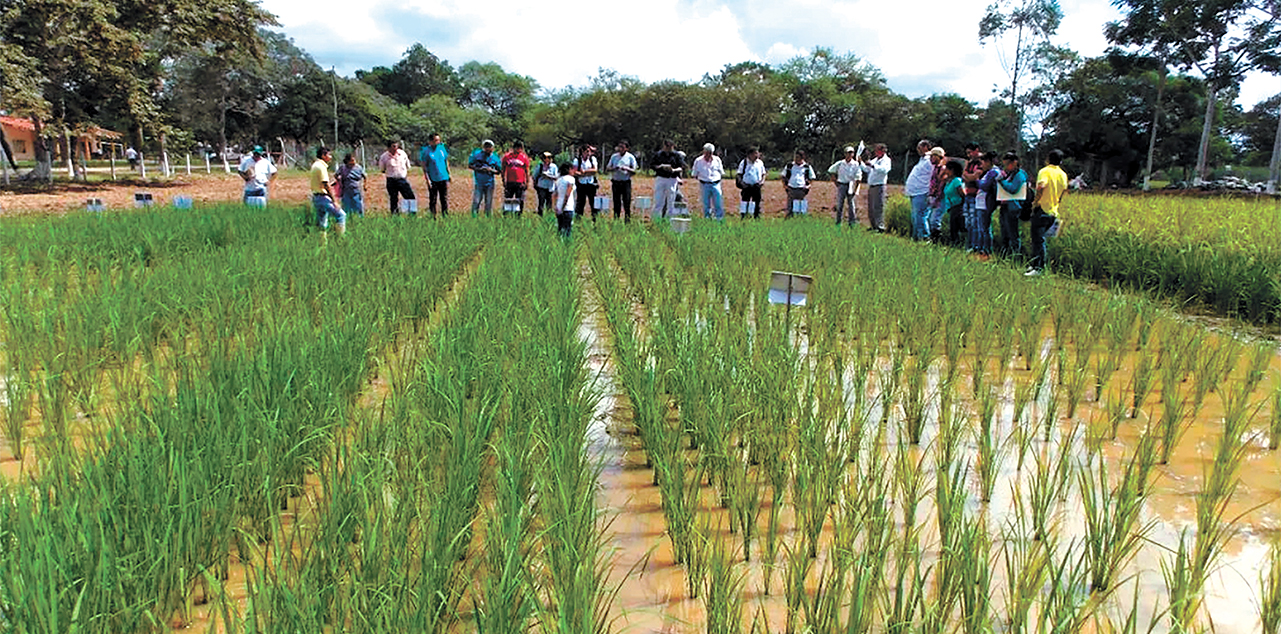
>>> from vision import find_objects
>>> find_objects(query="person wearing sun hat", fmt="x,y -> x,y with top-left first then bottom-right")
238,144 -> 277,205
533,151 -> 559,215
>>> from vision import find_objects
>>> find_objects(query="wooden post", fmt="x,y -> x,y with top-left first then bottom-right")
186,153 -> 191,176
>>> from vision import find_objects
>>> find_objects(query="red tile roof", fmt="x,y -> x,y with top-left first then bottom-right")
0,115 -> 35,132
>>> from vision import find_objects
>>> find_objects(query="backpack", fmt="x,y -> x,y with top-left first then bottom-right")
1024,170 -> 1037,207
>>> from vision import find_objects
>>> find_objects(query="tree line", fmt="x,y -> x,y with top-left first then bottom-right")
2,0 -> 1277,188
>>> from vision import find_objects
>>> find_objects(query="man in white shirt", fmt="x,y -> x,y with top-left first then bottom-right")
607,141 -> 638,222
377,140 -> 416,214
828,146 -> 863,226
736,147 -> 766,219
904,139 -> 935,240
862,143 -> 891,232
237,145 -> 278,205
692,143 -> 725,219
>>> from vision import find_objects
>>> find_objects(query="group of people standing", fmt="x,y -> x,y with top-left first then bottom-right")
904,139 -> 1067,276
267,136 -> 1069,271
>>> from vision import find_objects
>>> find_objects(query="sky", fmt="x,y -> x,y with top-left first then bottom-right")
265,0 -> 1277,110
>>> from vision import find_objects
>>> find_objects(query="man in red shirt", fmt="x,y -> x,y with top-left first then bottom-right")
501,141 -> 531,214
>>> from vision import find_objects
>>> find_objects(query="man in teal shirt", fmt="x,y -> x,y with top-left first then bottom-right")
419,133 -> 450,217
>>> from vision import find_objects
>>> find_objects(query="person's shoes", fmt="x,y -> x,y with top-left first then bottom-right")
1024,267 -> 1043,277
977,253 -> 991,262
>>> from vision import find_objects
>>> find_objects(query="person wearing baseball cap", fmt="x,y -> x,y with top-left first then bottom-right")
827,145 -> 863,226
468,139 -> 501,215
237,144 -> 278,205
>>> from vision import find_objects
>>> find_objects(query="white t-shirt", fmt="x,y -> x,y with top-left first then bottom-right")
692,155 -> 724,183
239,156 -> 277,191
572,156 -> 598,185
555,174 -> 576,212
786,162 -> 812,188
737,159 -> 766,185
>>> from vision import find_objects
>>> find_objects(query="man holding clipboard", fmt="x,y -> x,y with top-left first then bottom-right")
995,152 -> 1029,257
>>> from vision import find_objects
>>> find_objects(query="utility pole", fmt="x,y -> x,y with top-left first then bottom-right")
332,67 -> 339,149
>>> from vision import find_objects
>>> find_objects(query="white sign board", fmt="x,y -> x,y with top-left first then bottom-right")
768,271 -> 813,306
671,216 -> 691,234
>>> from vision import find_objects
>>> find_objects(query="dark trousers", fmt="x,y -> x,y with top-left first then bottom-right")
535,187 -> 553,215
556,211 -> 573,237
428,180 -> 448,215
503,182 -> 527,214
1029,208 -> 1054,270
575,182 -> 598,220
948,203 -> 965,244
611,180 -> 632,221
386,177 -> 416,214
740,184 -> 763,218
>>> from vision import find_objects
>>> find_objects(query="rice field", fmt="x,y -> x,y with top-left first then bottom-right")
884,192 -> 1281,325
0,204 -> 1279,633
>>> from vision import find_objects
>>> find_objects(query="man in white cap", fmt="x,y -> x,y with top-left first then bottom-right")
691,143 -> 725,219
468,139 -> 501,215
828,145 -> 863,226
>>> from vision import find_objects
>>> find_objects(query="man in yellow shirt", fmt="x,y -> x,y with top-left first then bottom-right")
1026,149 -> 1067,276
310,147 -> 345,236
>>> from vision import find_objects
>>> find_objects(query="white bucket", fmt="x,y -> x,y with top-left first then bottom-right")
245,196 -> 267,208
503,198 -> 522,213
635,196 -> 653,210
399,199 -> 418,213
791,199 -> 808,214
671,216 -> 691,234
173,195 -> 193,210
86,198 -> 105,213
134,192 -> 155,208
594,195 -> 610,210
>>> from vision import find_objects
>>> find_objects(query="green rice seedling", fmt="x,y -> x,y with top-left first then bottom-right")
956,512 -> 994,634
1107,387 -> 1129,440
1130,345 -> 1158,418
1261,539 -> 1281,634
1040,381 -> 1060,443
976,388 -> 1004,503
894,441 -> 929,544
970,318 -> 993,397
885,540 -> 929,634
842,549 -> 884,634
1017,301 -> 1046,371
1269,381 -> 1281,450
704,531 -> 747,634
880,342 -> 907,425
727,447 -> 763,561
1135,310 -> 1159,350
901,349 -> 934,445
1243,341 -> 1274,396
1039,539 -> 1099,633
934,455 -> 970,555
1155,359 -> 1195,464
999,514 -> 1050,634
1026,450 -> 1058,542
2,356 -> 31,460
1052,423 -> 1080,501
1011,416 -> 1037,473
1093,345 -> 1123,405
1062,347 -> 1094,419
783,540 -> 815,634
1012,353 -> 1049,428
1078,449 -> 1153,593
800,552 -> 851,634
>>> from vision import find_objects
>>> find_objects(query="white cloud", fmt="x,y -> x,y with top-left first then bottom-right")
763,43 -> 808,64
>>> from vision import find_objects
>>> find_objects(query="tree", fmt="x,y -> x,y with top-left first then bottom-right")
456,61 -> 538,143
978,0 -> 1064,151
358,44 -> 460,106
1107,0 -> 1281,182
0,0 -> 275,180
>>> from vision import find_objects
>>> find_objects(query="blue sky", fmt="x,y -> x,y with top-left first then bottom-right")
265,0 -> 1276,110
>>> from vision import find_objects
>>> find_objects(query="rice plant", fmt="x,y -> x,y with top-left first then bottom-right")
1078,437 -> 1155,593
1261,539 -> 1281,634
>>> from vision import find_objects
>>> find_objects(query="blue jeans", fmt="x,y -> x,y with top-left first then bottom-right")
314,194 -> 345,229
975,204 -> 993,254
243,186 -> 268,205
927,203 -> 944,238
963,197 -> 979,250
472,182 -> 495,215
909,194 -> 930,240
999,204 -> 1022,256
1029,209 -> 1053,270
341,190 -> 364,216
700,182 -> 724,219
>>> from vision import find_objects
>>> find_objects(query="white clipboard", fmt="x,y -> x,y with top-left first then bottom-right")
997,182 -> 1026,202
